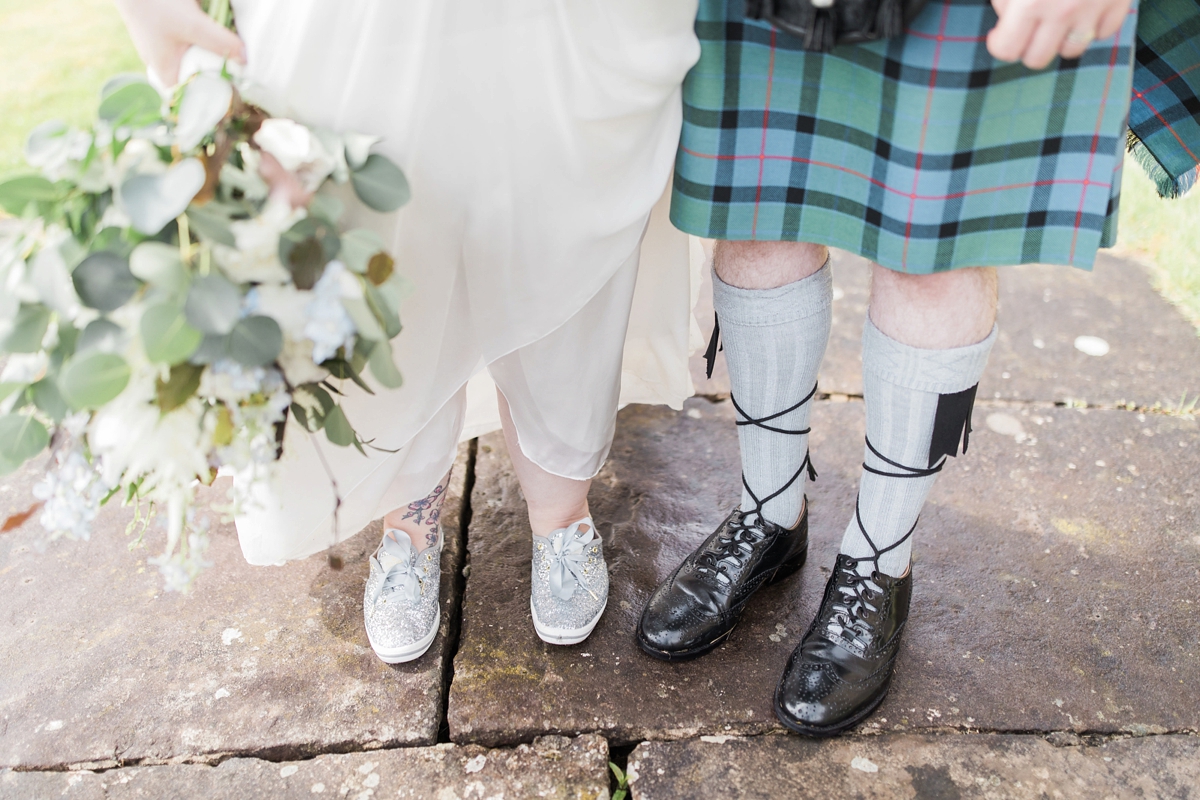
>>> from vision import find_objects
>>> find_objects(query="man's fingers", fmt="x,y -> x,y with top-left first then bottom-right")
987,8 -> 1038,63
1022,20 -> 1069,69
1096,0 -> 1133,39
1058,6 -> 1103,60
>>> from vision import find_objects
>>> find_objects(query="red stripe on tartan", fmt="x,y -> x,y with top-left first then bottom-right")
1132,60 -> 1200,98
680,146 -> 1111,200
906,31 -> 984,43
1133,88 -> 1200,163
1070,34 -> 1122,263
752,29 -> 778,238
903,1 -> 953,271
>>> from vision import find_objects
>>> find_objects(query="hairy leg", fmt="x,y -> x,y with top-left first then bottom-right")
714,240 -> 829,289
868,264 -> 998,348
498,389 -> 593,537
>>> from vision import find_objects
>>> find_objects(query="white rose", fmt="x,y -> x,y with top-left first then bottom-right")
214,197 -> 302,284
254,119 -> 337,191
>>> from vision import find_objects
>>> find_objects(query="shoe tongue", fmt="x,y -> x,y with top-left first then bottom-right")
380,529 -> 413,571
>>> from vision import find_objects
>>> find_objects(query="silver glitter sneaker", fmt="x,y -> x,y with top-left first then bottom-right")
363,529 -> 441,663
530,517 -> 608,645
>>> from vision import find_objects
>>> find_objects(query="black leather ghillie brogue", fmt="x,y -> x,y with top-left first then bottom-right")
773,553 -> 912,736
637,504 -> 808,661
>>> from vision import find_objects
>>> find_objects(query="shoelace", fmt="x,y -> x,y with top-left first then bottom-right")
822,437 -> 946,642
368,533 -> 424,605
694,513 -> 770,586
545,519 -> 599,601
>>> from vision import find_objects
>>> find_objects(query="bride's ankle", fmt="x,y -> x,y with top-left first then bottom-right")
527,506 -> 592,539
385,472 -> 451,553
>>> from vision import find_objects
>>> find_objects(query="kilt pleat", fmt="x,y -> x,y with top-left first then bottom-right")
671,0 -> 1139,272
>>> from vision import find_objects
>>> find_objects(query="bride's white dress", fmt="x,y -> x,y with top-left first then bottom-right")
228,0 -> 702,564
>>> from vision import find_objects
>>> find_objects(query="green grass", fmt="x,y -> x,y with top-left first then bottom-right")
0,0 -> 1197,331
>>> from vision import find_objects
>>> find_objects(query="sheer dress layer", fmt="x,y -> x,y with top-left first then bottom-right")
229,0 -> 702,564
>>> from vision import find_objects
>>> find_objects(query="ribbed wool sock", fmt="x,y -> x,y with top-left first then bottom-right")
713,261 -> 833,529
840,319 -> 997,578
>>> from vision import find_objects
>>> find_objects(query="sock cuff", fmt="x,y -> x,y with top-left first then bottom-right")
862,318 -> 997,394
712,259 -> 833,327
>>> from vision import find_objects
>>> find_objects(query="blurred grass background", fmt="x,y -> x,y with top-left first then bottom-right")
0,0 -> 1197,331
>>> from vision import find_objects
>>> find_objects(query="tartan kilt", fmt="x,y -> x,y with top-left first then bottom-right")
671,0 -> 1140,273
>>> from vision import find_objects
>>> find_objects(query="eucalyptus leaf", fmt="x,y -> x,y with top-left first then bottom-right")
30,378 -> 68,423
367,338 -> 403,389
364,282 -> 401,339
341,296 -> 386,342
25,120 -> 68,164
0,175 -> 60,215
155,362 -> 203,412
186,203 -> 237,247
77,318 -> 126,354
189,333 -> 230,365
129,242 -> 188,293
308,193 -> 345,226
140,303 -> 203,364
0,413 -> 49,465
184,272 -> 242,335
1,304 -> 51,353
323,404 -> 355,447
100,73 -> 148,101
228,315 -> 282,367
58,351 -> 131,409
121,158 -> 205,235
279,217 -> 340,290
175,73 -> 233,152
72,252 -> 140,313
321,357 -> 374,394
349,154 -> 410,212
338,228 -> 387,274
97,81 -> 161,128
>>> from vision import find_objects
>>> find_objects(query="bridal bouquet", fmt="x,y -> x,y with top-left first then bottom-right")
0,57 -> 410,589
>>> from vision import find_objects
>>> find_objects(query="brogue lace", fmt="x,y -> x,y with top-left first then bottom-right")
694,513 -> 771,586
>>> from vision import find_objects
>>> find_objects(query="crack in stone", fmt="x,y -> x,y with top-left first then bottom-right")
437,438 -> 478,745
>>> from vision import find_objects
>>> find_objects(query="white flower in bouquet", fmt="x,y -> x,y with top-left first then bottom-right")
254,118 -> 338,192
214,196 -> 302,284
34,446 -> 110,542
0,353 -> 49,387
305,260 -> 359,364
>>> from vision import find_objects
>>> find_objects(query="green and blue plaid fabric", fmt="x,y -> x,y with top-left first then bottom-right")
671,0 -> 1139,273
1128,0 -> 1200,198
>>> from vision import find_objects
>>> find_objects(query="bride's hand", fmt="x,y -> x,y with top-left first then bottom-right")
987,0 -> 1133,69
113,0 -> 246,86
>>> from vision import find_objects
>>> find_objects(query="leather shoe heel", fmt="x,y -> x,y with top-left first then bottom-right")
766,547 -> 807,586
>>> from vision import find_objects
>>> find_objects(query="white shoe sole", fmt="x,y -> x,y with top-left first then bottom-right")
367,607 -> 441,664
530,597 -> 607,646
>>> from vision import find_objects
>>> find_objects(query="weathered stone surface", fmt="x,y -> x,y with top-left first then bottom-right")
814,250 -> 1200,406
627,733 -> 1200,799
448,398 -> 1199,745
0,734 -> 609,800
0,447 -> 470,769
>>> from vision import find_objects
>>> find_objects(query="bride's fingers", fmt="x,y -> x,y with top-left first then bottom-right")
1022,20 -> 1070,69
178,6 -> 247,64
987,2 -> 1039,63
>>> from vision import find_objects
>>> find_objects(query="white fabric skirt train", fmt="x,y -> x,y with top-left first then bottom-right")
228,0 -> 702,564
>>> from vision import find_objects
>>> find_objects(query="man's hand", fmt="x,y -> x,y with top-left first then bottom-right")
113,0 -> 246,87
987,0 -> 1133,70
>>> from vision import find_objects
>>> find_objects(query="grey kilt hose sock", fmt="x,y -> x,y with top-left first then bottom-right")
711,262 -> 833,527
840,319 -> 998,579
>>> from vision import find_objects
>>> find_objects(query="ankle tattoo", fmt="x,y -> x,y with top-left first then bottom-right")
401,477 -> 449,546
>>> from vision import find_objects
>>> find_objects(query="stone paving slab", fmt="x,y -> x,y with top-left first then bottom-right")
697,250 -> 1200,408
0,446 -> 470,770
447,399 -> 1199,746
0,734 -> 609,800
627,733 -> 1200,799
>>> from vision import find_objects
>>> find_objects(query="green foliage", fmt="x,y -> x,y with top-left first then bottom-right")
0,413 -> 50,472
279,217 -> 340,290
58,350 -> 130,409
120,157 -> 205,235
184,272 -> 242,335
77,318 -> 125,354
155,362 -> 204,412
96,79 -> 161,128
338,228 -> 387,274
140,302 -> 203,364
1,303 -> 51,353
186,203 -> 237,247
228,315 -> 282,367
350,154 -> 410,212
609,762 -> 629,800
367,339 -> 403,389
30,378 -> 68,423
322,356 -> 374,394
129,241 -> 188,293
0,174 -> 60,214
322,403 -> 354,447
72,251 -> 140,312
